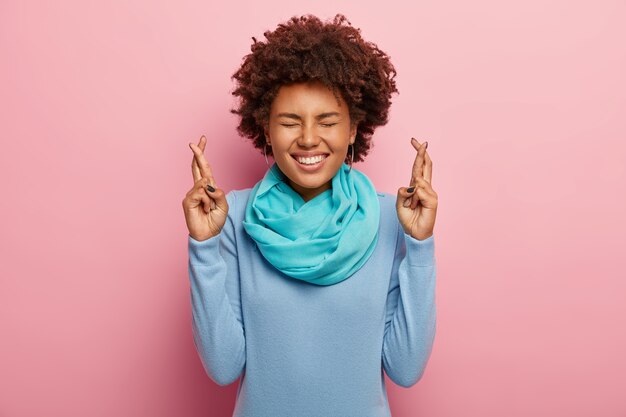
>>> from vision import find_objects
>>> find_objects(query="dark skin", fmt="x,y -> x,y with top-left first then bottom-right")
395,138 -> 437,240
183,134 -> 437,241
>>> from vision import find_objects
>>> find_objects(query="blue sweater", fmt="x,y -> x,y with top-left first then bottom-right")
188,188 -> 437,417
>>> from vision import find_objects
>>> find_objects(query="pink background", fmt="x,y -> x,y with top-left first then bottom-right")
1,0 -> 625,416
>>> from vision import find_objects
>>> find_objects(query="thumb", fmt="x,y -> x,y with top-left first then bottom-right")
396,186 -> 416,210
205,184 -> 228,212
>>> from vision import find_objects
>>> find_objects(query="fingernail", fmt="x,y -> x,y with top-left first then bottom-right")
407,187 -> 415,193
424,141 -> 428,149
207,185 -> 215,193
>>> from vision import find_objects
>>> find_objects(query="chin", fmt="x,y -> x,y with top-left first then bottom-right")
277,152 -> 345,184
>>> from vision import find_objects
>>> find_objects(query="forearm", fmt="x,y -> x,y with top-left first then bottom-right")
188,234 -> 246,386
382,233 -> 436,388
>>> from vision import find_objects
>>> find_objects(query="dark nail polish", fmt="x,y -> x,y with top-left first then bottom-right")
424,141 -> 428,149
207,185 -> 215,193
407,187 -> 415,193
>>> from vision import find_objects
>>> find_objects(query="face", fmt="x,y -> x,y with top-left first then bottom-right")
264,80 -> 357,202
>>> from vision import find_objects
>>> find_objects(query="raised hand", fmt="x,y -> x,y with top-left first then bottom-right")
395,138 -> 438,240
182,135 -> 229,241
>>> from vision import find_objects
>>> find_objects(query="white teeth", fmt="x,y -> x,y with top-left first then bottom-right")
296,155 -> 326,165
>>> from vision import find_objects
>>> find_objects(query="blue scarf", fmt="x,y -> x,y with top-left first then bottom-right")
243,161 -> 380,286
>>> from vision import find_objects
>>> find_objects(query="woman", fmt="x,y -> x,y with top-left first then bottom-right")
182,13 -> 438,417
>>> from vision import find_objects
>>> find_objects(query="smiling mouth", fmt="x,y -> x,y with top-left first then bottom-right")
290,154 -> 329,171
291,154 -> 329,165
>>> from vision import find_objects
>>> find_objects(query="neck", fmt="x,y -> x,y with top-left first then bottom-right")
288,180 -> 331,202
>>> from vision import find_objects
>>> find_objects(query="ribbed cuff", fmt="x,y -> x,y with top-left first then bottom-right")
188,234 -> 220,265
403,233 -> 435,267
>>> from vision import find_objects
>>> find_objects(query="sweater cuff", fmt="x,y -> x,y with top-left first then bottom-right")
188,234 -> 220,265
403,233 -> 435,267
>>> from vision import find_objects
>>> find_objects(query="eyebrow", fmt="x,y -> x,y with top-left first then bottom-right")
276,112 -> 341,120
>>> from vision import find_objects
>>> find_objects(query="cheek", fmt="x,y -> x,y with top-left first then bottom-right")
332,137 -> 352,152
270,128 -> 295,144
274,142 -> 293,158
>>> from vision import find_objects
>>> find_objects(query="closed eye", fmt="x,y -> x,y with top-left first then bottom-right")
280,123 -> 338,128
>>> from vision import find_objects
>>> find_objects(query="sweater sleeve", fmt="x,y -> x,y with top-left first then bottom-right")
187,190 -> 246,386
381,222 -> 437,388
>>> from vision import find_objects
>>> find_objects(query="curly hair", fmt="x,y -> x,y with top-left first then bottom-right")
229,13 -> 399,163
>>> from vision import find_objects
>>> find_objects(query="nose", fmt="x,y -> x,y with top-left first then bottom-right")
297,124 -> 321,148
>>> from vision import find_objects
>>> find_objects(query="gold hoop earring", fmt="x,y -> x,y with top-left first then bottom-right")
347,143 -> 354,173
264,143 -> 271,168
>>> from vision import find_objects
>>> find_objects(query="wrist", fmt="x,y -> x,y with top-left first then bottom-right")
401,227 -> 433,241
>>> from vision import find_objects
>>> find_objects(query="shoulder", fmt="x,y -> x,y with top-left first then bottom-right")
376,190 -> 403,241
375,190 -> 395,200
226,188 -> 253,204
375,190 -> 397,214
225,188 -> 254,222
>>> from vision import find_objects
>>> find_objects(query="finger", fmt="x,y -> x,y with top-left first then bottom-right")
409,182 -> 420,210
191,149 -> 202,183
198,176 -> 228,213
189,139 -> 216,187
409,177 -> 435,210
408,137 -> 420,185
423,150 -> 432,184
197,136 -> 215,191
195,177 -> 210,192
191,135 -> 207,182
404,187 -> 415,208
186,180 -> 213,213
415,178 -> 438,210
411,186 -> 430,210
413,176 -> 436,197
199,190 -> 212,213
196,179 -> 216,213
409,137 -> 427,185
397,186 -> 414,210
206,185 -> 228,213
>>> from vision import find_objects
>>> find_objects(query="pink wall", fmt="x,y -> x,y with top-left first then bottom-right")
1,1 -> 625,416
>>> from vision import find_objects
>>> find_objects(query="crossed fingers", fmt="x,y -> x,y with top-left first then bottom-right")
409,137 -> 432,187
189,135 -> 216,188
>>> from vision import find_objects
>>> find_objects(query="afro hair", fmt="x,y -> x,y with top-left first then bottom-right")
229,13 -> 399,163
